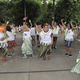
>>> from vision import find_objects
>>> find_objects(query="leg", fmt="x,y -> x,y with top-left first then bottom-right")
68,41 -> 72,56
65,41 -> 69,55
69,48 -> 72,54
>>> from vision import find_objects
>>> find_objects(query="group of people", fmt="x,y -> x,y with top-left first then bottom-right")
0,19 -> 80,74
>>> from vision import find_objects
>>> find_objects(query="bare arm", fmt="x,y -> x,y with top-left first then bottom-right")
61,19 -> 66,29
29,20 -> 32,28
1,33 -> 9,41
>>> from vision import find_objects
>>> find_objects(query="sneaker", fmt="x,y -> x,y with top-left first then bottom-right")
30,54 -> 34,57
37,46 -> 40,47
54,46 -> 57,49
8,54 -> 12,57
69,54 -> 72,56
22,54 -> 27,59
65,53 -> 68,55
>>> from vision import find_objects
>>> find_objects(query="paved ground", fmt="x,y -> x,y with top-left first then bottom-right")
0,32 -> 80,80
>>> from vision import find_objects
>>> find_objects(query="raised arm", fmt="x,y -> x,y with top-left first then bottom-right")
29,20 -> 32,28
70,21 -> 76,30
61,19 -> 66,29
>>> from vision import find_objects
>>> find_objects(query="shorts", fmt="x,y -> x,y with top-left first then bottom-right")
53,37 -> 57,42
37,35 -> 39,41
7,40 -> 17,48
31,36 -> 35,40
66,41 -> 72,48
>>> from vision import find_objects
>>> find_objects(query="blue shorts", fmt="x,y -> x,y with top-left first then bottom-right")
66,41 -> 72,48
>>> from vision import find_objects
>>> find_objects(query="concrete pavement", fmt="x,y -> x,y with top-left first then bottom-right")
0,33 -> 80,80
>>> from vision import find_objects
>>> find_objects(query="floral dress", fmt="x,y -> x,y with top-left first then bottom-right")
21,31 -> 33,55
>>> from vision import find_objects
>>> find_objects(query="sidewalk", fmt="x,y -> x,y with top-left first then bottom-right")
0,33 -> 80,80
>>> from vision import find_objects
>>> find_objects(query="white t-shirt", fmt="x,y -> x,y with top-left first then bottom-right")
65,29 -> 74,41
40,30 -> 52,44
53,26 -> 60,37
30,28 -> 35,36
6,31 -> 15,41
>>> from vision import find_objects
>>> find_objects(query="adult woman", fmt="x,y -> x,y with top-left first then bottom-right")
39,23 -> 53,60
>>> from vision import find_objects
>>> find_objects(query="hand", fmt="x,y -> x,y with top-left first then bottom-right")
29,20 -> 31,23
6,21 -> 9,24
64,22 -> 66,24
61,19 -> 64,22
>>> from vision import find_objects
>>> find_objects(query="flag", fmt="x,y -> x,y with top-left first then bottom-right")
23,17 -> 28,20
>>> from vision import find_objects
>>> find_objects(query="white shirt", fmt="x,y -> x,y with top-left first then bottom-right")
6,31 -> 15,41
53,26 -> 60,37
30,28 -> 35,36
65,29 -> 74,41
40,30 -> 52,44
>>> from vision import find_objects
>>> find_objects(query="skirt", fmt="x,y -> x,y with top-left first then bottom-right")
39,43 -> 51,58
21,38 -> 33,55
7,40 -> 17,48
71,54 -> 80,74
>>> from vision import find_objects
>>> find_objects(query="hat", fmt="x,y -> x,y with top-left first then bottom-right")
44,23 -> 48,26
0,26 -> 5,33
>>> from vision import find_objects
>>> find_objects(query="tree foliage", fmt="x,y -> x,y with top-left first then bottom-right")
0,0 -> 79,25
55,0 -> 79,25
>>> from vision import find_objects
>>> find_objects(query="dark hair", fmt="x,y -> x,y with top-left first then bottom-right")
6,25 -> 11,31
70,24 -> 72,29
67,24 -> 72,29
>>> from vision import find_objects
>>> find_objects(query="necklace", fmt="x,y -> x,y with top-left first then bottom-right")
42,30 -> 50,39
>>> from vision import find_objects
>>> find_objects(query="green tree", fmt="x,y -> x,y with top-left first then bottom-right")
55,0 -> 79,25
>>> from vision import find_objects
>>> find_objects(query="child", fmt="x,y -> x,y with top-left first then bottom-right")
39,23 -> 53,60
52,21 -> 60,49
21,24 -> 34,58
6,25 -> 17,57
61,20 -> 74,56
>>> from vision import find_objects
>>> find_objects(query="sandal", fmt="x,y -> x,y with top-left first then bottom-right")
1,59 -> 6,61
0,57 -> 6,61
